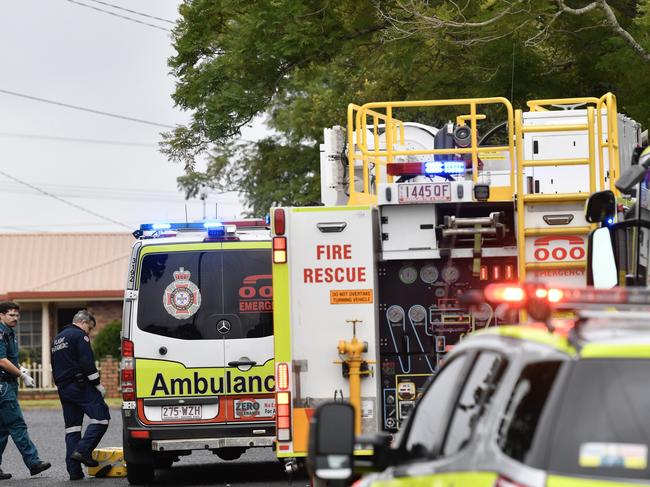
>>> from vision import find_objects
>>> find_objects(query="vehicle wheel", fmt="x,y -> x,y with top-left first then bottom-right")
126,462 -> 155,485
214,447 -> 246,461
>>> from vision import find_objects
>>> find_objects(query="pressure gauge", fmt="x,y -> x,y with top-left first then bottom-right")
441,265 -> 460,284
419,264 -> 439,284
387,305 -> 404,323
408,305 -> 426,323
398,265 -> 418,284
473,303 -> 493,322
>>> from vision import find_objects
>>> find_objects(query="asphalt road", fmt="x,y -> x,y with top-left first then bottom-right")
2,407 -> 309,487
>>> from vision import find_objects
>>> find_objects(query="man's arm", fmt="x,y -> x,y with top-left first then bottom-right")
74,334 -> 100,386
0,358 -> 20,377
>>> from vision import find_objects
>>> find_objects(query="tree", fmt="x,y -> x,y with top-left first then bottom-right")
164,0 -> 650,213
92,320 -> 121,360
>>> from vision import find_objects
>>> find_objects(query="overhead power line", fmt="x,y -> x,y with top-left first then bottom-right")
0,88 -> 175,129
0,169 -> 132,230
65,0 -> 172,32
0,132 -> 158,147
86,0 -> 175,24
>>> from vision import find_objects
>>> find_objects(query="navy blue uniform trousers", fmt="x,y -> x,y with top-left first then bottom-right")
58,382 -> 110,476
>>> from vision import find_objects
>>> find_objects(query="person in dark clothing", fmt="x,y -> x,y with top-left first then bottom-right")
51,310 -> 110,481
0,301 -> 51,480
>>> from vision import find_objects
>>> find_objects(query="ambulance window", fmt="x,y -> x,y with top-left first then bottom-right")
442,352 -> 506,456
136,249 -> 272,340
547,359 -> 650,479
137,251 -> 223,339
497,361 -> 562,464
403,355 -> 468,459
222,249 -> 273,339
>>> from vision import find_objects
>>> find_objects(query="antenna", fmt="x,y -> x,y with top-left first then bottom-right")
184,203 -> 188,224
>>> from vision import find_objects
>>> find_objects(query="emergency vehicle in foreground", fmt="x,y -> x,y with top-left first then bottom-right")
308,283 -> 650,487
271,94 -> 642,465
120,221 -> 274,484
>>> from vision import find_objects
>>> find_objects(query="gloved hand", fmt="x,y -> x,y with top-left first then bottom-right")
96,384 -> 106,398
20,369 -> 36,388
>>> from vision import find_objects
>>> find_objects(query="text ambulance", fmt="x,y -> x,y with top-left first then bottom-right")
271,94 -> 641,464
120,221 -> 274,485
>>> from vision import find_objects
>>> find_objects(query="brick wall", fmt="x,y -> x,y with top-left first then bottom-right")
100,355 -> 120,398
87,301 -> 123,338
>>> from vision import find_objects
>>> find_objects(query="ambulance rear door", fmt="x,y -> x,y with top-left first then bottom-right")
220,241 -> 276,424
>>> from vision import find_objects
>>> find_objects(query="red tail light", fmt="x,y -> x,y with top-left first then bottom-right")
492,265 -> 501,280
505,264 -> 514,281
273,209 -> 286,235
273,237 -> 287,264
387,162 -> 425,176
480,265 -> 488,281
276,391 -> 292,441
121,339 -> 135,402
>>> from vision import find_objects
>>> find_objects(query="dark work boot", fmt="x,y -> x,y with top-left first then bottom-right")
29,461 -> 51,476
71,451 -> 99,467
0,469 -> 11,480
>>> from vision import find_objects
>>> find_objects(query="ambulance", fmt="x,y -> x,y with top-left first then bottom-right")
271,94 -> 642,465
120,220 -> 275,485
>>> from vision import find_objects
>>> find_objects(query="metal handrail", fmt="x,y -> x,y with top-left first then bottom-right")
347,97 -> 515,204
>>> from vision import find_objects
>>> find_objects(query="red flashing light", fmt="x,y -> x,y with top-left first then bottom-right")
221,219 -> 267,228
273,209 -> 286,235
386,162 -> 425,176
493,265 -> 501,280
485,284 -> 526,303
122,339 -> 134,357
130,430 -> 150,439
505,264 -> 514,281
480,265 -> 488,281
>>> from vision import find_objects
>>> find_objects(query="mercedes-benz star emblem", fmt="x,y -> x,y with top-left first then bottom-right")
217,319 -> 231,334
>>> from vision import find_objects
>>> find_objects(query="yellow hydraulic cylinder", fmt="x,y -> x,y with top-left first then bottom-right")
335,319 -> 374,435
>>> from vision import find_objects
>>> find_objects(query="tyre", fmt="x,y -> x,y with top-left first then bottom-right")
126,462 -> 155,485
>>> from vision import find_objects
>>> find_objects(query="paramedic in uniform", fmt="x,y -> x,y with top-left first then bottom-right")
0,301 -> 51,480
51,310 -> 110,481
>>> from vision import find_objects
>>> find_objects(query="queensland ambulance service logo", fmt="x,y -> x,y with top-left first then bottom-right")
163,267 -> 202,319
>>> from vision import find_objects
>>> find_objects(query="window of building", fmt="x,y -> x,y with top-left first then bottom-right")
16,309 -> 42,361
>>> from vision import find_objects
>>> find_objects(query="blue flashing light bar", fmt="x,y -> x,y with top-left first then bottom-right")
152,223 -> 171,230
424,160 -> 466,175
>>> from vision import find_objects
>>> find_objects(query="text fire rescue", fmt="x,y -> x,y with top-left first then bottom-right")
303,244 -> 367,283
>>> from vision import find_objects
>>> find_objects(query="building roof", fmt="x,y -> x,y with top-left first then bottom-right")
0,233 -> 133,301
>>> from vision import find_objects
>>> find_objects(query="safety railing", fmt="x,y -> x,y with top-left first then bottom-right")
346,98 -> 515,205
526,93 -> 621,192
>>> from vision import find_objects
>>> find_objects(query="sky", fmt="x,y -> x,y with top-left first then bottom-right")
0,0 -> 254,233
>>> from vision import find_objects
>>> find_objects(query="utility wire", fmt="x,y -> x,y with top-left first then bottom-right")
0,132 -> 158,147
65,0 -> 172,32
86,0 -> 175,24
0,169 -> 132,230
0,88 -> 175,129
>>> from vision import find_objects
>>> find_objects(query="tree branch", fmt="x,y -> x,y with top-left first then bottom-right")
555,0 -> 650,63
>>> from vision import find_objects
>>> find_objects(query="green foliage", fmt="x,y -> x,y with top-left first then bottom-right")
92,320 -> 122,360
164,0 -> 650,213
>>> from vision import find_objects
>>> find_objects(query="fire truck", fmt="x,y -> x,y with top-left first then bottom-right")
270,94 -> 641,466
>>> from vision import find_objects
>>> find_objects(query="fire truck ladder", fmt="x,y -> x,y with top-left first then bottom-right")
515,94 -> 621,281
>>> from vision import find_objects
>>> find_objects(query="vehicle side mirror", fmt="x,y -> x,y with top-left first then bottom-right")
615,164 -> 647,194
587,227 -> 618,288
585,190 -> 616,224
307,402 -> 355,483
